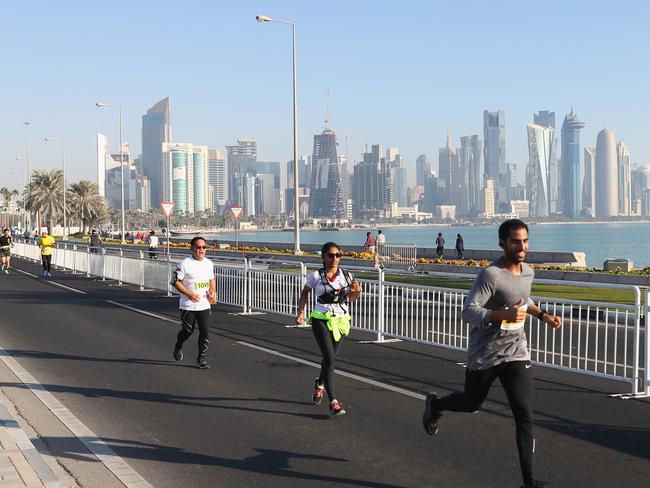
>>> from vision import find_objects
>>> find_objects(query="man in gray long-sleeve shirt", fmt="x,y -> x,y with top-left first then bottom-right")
422,219 -> 562,488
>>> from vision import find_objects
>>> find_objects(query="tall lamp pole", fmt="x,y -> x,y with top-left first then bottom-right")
96,102 -> 126,244
256,14 -> 301,254
44,138 -> 67,239
24,121 -> 32,230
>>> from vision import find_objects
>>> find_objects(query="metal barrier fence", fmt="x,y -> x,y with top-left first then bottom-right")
378,243 -> 417,266
10,240 -> 649,397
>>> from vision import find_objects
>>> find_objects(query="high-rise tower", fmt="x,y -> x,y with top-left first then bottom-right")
534,111 -> 558,213
595,127 -> 618,218
438,130 -> 463,215
460,135 -> 482,216
308,128 -> 345,218
483,110 -> 506,207
582,147 -> 596,216
617,141 -> 631,216
560,109 -> 585,218
141,97 -> 171,204
526,123 -> 554,217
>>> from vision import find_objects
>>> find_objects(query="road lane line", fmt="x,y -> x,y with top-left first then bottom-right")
235,340 -> 426,401
101,300 -> 426,401
13,268 -> 88,295
105,300 -> 177,323
0,347 -> 154,488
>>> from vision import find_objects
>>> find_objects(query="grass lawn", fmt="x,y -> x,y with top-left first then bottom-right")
348,272 -> 637,305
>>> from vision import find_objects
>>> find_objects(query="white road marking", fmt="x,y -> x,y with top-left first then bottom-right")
102,300 -> 427,401
0,346 -> 153,488
105,300 -> 177,323
13,268 -> 87,295
235,340 -> 426,401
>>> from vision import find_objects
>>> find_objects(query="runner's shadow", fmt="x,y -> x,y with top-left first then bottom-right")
0,381 -> 324,420
40,437 -> 406,487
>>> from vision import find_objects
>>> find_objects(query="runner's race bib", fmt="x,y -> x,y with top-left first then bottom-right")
194,281 -> 210,291
500,305 -> 527,331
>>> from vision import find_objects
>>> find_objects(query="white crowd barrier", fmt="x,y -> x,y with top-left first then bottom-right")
10,239 -> 649,397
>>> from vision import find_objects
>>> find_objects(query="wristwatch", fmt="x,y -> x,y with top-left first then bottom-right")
537,310 -> 547,320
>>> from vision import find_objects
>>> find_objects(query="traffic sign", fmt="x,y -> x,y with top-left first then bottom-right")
229,206 -> 244,219
160,202 -> 175,218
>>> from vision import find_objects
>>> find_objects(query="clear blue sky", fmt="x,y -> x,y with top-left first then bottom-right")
2,0 -> 648,191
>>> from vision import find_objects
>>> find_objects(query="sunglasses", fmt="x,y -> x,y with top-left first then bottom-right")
194,246 -> 208,250
326,252 -> 342,258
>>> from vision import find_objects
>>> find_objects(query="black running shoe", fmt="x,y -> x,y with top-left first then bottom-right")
312,378 -> 325,405
173,344 -> 183,362
521,481 -> 550,488
196,357 -> 211,369
422,392 -> 442,435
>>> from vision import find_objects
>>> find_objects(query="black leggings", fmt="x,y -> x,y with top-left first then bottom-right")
435,361 -> 535,485
41,254 -> 52,272
176,309 -> 210,360
311,318 -> 343,403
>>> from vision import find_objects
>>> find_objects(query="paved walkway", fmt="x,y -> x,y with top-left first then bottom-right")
0,399 -> 59,487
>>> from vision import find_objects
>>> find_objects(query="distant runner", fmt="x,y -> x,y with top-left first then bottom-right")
39,230 -> 56,277
0,229 -> 13,274
171,236 -> 216,369
296,242 -> 362,416
422,219 -> 562,488
148,230 -> 159,259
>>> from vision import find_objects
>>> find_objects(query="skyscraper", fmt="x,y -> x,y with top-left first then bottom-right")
161,143 -> 209,215
438,130 -> 463,215
208,149 -> 227,210
582,147 -> 596,216
141,97 -> 171,205
226,139 -> 257,206
526,123 -> 554,217
483,110 -> 506,207
595,127 -> 618,218
460,135 -> 482,216
617,141 -> 631,216
560,109 -> 585,218
308,128 -> 345,218
352,146 -> 391,219
416,154 -> 432,187
533,111 -> 557,213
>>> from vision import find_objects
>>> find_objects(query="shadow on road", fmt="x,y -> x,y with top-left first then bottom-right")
39,437 -> 407,487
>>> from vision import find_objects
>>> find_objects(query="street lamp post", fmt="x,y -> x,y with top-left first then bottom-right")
96,102 -> 126,244
24,121 -> 32,230
44,138 -> 67,240
256,14 -> 301,254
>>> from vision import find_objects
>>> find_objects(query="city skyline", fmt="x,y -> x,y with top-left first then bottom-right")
2,1 -> 649,192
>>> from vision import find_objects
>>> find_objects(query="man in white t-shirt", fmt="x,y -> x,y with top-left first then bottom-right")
171,237 -> 216,369
148,230 -> 160,259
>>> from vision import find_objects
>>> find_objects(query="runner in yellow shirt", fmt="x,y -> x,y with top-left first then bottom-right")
39,230 -> 56,277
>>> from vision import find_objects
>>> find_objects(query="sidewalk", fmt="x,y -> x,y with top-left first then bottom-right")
0,398 -> 60,488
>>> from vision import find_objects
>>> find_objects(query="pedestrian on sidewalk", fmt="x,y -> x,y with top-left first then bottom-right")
39,230 -> 55,277
296,242 -> 362,416
364,231 -> 377,266
435,232 -> 445,258
376,230 -> 385,266
422,219 -> 562,488
89,230 -> 101,253
172,236 -> 216,369
455,233 -> 464,259
147,230 -> 159,259
0,228 -> 13,274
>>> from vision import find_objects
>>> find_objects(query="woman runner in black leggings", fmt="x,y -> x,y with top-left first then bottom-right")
296,242 -> 361,416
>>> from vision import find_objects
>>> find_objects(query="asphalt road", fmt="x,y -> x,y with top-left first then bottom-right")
0,258 -> 648,488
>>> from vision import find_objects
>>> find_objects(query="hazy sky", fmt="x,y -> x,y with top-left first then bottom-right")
2,0 -> 648,192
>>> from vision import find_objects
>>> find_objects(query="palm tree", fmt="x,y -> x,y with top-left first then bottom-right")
68,180 -> 107,234
0,187 -> 12,210
24,169 -> 64,233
